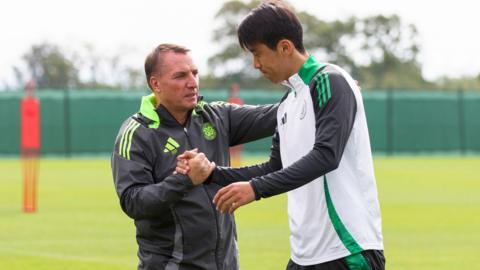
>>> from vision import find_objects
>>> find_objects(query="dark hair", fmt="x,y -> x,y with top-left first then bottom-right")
144,43 -> 190,90
237,0 -> 305,53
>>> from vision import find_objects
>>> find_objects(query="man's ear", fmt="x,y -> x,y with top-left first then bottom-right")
150,76 -> 161,93
277,39 -> 294,56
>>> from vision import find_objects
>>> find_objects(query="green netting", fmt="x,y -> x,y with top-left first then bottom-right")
363,92 -> 388,152
38,91 -> 67,155
392,92 -> 462,153
464,92 -> 480,152
1,89 -> 479,156
0,93 -> 21,155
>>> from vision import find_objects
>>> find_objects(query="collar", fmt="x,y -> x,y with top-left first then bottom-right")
297,55 -> 325,85
139,94 -> 160,128
281,55 -> 325,92
139,94 -> 205,128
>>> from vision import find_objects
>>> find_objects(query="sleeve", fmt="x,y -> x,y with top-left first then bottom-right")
250,71 -> 357,199
210,129 -> 282,186
111,118 -> 194,220
227,103 -> 278,146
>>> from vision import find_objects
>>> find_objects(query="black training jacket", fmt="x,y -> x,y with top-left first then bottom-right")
111,94 -> 277,270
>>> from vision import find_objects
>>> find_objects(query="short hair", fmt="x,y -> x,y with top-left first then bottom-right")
144,43 -> 190,90
237,0 -> 305,53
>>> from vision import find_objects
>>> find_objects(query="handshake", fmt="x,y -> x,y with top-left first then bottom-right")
175,148 -> 216,186
175,149 -> 255,214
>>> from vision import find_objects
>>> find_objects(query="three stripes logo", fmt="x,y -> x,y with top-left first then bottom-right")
119,119 -> 140,160
314,73 -> 331,108
164,137 -> 180,155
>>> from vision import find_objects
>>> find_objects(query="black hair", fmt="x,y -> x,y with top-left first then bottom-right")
237,0 -> 305,53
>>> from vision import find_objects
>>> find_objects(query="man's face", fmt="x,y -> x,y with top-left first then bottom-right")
152,52 -> 199,113
248,43 -> 288,84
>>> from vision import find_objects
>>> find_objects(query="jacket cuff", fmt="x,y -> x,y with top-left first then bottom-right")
249,179 -> 262,201
175,173 -> 195,192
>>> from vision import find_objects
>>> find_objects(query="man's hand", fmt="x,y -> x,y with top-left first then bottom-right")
176,149 -> 198,175
175,149 -> 215,185
213,182 -> 255,214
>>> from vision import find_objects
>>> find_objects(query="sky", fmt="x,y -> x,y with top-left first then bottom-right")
1,0 -> 480,88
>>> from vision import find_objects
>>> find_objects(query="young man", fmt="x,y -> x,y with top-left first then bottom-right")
177,1 -> 385,269
111,43 -> 277,270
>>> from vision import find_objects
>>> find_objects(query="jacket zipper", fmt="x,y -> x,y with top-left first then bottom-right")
183,126 -> 222,270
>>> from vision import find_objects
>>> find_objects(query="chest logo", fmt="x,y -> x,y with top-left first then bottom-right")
202,122 -> 217,140
164,137 -> 180,155
299,99 -> 307,120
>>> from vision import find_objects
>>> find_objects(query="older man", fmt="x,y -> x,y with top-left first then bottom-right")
111,43 -> 277,270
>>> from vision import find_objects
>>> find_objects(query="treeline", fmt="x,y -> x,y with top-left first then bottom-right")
5,0 -> 480,91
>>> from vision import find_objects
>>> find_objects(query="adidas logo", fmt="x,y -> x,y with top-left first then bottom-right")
164,137 -> 180,154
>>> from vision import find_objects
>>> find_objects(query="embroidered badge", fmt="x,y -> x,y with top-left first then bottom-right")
202,122 -> 217,140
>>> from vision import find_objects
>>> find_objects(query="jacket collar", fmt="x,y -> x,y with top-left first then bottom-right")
281,55 -> 325,92
297,55 -> 325,85
139,94 -> 204,128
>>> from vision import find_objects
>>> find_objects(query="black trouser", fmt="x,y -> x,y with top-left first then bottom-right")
286,250 -> 385,270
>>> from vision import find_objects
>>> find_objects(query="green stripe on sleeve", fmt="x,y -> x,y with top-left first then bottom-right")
325,73 -> 331,100
316,74 -> 327,108
119,119 -> 135,157
314,76 -> 322,107
321,74 -> 328,106
314,73 -> 332,109
125,122 -> 140,160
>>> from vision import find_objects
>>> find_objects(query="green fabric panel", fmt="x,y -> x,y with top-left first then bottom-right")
324,176 -> 364,255
297,55 -> 325,85
344,253 -> 372,270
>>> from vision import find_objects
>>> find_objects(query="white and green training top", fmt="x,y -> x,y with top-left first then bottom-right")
212,55 -> 384,265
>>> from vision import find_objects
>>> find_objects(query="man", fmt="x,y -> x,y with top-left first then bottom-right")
177,1 -> 385,269
111,43 -> 277,270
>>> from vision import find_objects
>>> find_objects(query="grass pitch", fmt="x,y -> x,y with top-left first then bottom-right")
0,156 -> 479,269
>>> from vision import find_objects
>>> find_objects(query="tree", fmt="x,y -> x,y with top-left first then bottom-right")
206,0 -> 356,89
206,1 -> 430,90
22,42 -> 79,89
349,15 -> 428,89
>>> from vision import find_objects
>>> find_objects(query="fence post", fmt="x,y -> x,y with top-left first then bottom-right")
63,88 -> 71,157
386,88 -> 394,156
458,89 -> 465,155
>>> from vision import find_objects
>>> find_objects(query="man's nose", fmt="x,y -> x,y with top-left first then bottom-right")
187,73 -> 198,88
253,57 -> 261,69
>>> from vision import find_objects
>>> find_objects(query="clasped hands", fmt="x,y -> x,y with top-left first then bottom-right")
175,149 -> 255,214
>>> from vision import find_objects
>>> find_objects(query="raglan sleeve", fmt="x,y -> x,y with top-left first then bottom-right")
209,128 -> 282,186
111,118 -> 195,219
227,103 -> 278,146
249,72 -> 357,199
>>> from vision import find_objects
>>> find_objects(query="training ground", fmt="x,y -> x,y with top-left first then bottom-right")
0,156 -> 479,269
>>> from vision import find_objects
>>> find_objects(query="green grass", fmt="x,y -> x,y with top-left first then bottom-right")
0,157 -> 479,269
